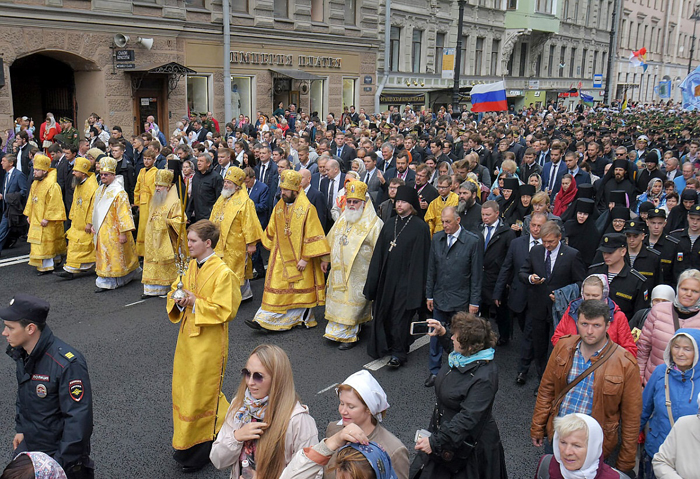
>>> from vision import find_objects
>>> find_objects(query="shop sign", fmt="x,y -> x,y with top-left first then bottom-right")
230,51 -> 341,68
298,56 -> 342,68
116,63 -> 135,69
379,93 -> 426,103
528,80 -> 540,90
507,90 -> 522,97
442,48 -> 455,80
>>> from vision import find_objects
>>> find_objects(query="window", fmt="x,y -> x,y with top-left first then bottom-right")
390,26 -> 401,72
573,0 -> 578,21
187,75 -> 209,115
548,44 -> 555,76
274,0 -> 287,18
507,51 -> 514,75
435,33 -> 446,73
491,39 -> 501,75
601,52 -> 607,76
585,0 -> 591,24
597,0 -> 604,28
412,29 -> 423,73
230,76 -> 253,119
593,50 -> 598,74
185,0 -> 204,8
342,78 -> 357,110
582,49 -> 587,77
475,37 -> 484,75
559,46 -> 566,77
344,0 -> 356,25
570,47 -> 576,77
310,79 -> 325,118
563,0 -> 569,19
311,0 -> 323,22
536,0 -> 553,13
519,42 -> 528,76
231,0 -> 247,13
535,53 -> 542,76
461,36 -> 469,75
507,0 -> 517,9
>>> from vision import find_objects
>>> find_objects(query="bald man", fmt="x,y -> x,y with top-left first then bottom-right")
300,168 -> 328,230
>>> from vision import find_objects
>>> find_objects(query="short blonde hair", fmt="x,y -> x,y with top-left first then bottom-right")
678,269 -> 700,290
502,159 -> 517,174
532,191 -> 551,205
554,414 -> 589,441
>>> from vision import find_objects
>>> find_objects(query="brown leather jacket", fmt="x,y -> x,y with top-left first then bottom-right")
530,335 -> 643,471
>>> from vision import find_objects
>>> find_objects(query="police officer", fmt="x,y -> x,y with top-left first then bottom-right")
1,293 -> 93,479
669,204 -> 700,284
624,219 -> 661,288
589,233 -> 649,320
645,207 -> 675,285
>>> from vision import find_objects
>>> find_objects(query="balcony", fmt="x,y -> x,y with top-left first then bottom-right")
505,0 -> 559,33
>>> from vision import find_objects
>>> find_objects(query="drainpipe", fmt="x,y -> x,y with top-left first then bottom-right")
374,0 -> 391,114
223,0 -> 232,123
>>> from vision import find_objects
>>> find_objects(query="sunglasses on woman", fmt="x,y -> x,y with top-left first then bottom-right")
241,368 -> 265,383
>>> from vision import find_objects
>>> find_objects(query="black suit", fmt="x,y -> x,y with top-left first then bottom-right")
320,173 -> 345,231
17,145 -> 32,177
415,183 -> 438,220
518,243 -> 586,377
51,156 -> 73,215
254,161 -> 279,214
332,144 -> 355,172
304,186 -> 329,231
385,168 -> 415,189
481,221 -> 517,341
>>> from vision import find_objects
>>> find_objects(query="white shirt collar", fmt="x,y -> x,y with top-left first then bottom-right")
197,251 -> 217,266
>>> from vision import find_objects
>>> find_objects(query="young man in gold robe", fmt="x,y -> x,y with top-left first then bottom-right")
424,175 -> 459,237
166,220 -> 240,473
209,166 -> 263,301
23,154 -> 66,275
57,157 -> 98,279
91,157 -> 141,292
133,149 -> 158,256
142,169 -> 185,298
248,169 -> 330,331
323,181 -> 384,349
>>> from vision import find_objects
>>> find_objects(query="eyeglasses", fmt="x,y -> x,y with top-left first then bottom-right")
241,368 -> 265,383
616,152 -> 626,157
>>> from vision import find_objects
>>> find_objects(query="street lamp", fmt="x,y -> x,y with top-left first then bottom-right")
689,3 -> 700,74
452,0 -> 466,107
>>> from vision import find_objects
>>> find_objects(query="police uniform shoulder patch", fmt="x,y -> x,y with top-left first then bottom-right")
69,380 -> 84,402
61,349 -> 76,361
646,246 -> 661,255
631,269 -> 647,282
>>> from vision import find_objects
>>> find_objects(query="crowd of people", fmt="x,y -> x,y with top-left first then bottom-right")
3,99 -> 700,479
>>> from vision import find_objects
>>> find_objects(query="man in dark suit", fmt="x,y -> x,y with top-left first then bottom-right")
0,154 -> 29,254
362,152 -> 386,207
254,145 -> 279,215
379,143 -> 396,172
404,135 -> 423,164
414,165 -> 438,220
457,180 -> 481,234
535,140 -> 551,168
480,200 -> 517,344
300,168 -> 328,231
541,145 -> 566,199
564,150 -> 592,186
385,151 -> 415,189
192,120 -> 209,143
319,159 -> 345,215
519,220 -> 586,382
244,166 -> 270,278
15,131 -> 32,177
331,131 -> 355,172
186,152 -> 223,225
518,148 -> 543,184
425,206 -> 482,386
493,212 -> 547,385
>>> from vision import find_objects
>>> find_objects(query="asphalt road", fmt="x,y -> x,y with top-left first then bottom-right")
0,245 -> 542,478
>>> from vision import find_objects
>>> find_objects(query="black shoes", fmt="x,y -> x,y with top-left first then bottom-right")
516,372 -> 527,385
181,464 -> 205,474
244,319 -> 266,332
338,342 -> 357,351
36,270 -> 53,276
424,374 -> 437,387
94,287 -> 109,294
251,270 -> 264,281
54,271 -> 74,280
387,357 -> 402,369
497,337 -> 510,346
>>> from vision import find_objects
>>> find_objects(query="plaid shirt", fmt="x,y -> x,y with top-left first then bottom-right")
558,341 -> 608,417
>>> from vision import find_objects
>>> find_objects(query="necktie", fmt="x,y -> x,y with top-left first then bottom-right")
365,171 -> 371,184
548,163 -> 558,191
531,239 -> 539,250
260,164 -> 266,182
484,226 -> 493,251
447,235 -> 455,249
328,178 -> 335,207
545,249 -> 552,279
540,153 -> 545,167
3,172 -> 9,197
338,146 -> 343,157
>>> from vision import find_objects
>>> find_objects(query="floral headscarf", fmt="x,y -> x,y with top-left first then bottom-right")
18,452 -> 67,479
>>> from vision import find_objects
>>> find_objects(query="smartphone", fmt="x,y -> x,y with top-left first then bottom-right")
410,321 -> 433,335
415,429 -> 432,442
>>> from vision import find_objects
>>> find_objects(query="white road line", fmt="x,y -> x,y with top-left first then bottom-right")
316,383 -> 339,395
124,300 -> 146,307
0,255 -> 30,268
363,335 -> 431,371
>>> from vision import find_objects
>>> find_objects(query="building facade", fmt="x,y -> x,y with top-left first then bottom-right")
0,0 -> 378,136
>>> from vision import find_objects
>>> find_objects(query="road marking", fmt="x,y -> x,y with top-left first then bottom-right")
363,335 -> 431,371
0,255 -> 30,268
124,300 -> 145,307
316,383 -> 339,395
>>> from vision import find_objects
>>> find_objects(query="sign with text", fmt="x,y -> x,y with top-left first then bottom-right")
116,49 -> 135,61
379,93 -> 426,103
442,48 -> 455,80
229,51 -> 342,68
593,74 -> 603,88
116,63 -> 135,69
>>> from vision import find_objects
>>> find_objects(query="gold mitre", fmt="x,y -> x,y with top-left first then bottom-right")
224,166 -> 246,186
33,154 -> 51,172
279,169 -> 302,191
73,157 -> 92,175
100,157 -> 118,174
345,180 -> 368,201
155,169 -> 175,186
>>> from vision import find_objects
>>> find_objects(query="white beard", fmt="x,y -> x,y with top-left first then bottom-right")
150,189 -> 168,211
344,207 -> 364,224
220,186 -> 236,199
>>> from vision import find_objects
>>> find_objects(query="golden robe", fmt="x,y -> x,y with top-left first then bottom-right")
260,191 -> 330,313
209,189 -> 263,285
166,255 -> 241,450
424,192 -> 459,237
325,201 -> 383,329
93,181 -> 139,278
143,186 -> 185,287
134,167 -> 157,256
65,174 -> 98,269
23,169 -> 67,270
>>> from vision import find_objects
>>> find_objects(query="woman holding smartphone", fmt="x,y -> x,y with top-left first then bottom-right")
411,313 -> 507,479
210,344 -> 320,479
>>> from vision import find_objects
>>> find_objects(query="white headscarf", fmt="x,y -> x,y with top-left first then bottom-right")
552,414 -> 604,479
337,370 -> 390,423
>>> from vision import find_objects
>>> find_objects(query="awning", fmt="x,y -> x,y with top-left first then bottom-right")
128,62 -> 197,97
269,68 -> 322,81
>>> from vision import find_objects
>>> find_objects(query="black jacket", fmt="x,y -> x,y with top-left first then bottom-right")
588,262 -> 649,320
493,235 -> 533,313
186,166 -> 223,223
459,203 -> 482,235
7,326 -> 93,470
481,222 -> 516,304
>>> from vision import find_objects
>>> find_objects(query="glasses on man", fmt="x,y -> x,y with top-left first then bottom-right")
241,368 -> 265,383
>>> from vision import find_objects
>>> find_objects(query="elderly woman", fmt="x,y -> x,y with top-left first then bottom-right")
535,413 -> 630,478
0,451 -> 67,478
653,393 -> 700,478
639,329 -> 700,478
638,269 -> 700,384
323,370 -> 408,479
411,313 -> 507,479
351,158 -> 367,178
628,284 -> 676,333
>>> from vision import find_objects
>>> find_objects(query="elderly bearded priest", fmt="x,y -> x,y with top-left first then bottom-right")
323,180 -> 383,349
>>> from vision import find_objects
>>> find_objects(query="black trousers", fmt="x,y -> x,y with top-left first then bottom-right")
480,301 -> 512,340
513,308 -> 534,375
173,441 -> 213,468
531,309 -> 553,379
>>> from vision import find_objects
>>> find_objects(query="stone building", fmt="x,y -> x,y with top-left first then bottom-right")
0,0 -> 379,136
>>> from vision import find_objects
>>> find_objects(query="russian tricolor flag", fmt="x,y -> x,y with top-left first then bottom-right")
470,81 -> 508,112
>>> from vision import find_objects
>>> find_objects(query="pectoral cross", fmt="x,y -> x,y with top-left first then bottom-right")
284,224 -> 292,236
339,234 -> 349,246
389,240 -> 397,251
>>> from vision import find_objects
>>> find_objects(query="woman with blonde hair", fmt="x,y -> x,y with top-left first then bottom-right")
210,344 -> 319,479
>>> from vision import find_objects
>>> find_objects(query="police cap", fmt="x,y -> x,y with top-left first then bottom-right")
624,220 -> 647,235
647,208 -> 666,219
597,233 -> 627,253
0,293 -> 49,324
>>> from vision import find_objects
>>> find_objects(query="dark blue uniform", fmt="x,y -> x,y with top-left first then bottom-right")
7,325 -> 93,477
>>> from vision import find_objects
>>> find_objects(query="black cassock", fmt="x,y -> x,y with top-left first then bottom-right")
363,214 -> 431,362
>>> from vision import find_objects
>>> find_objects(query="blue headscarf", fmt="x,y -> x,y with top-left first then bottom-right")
338,442 -> 398,479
